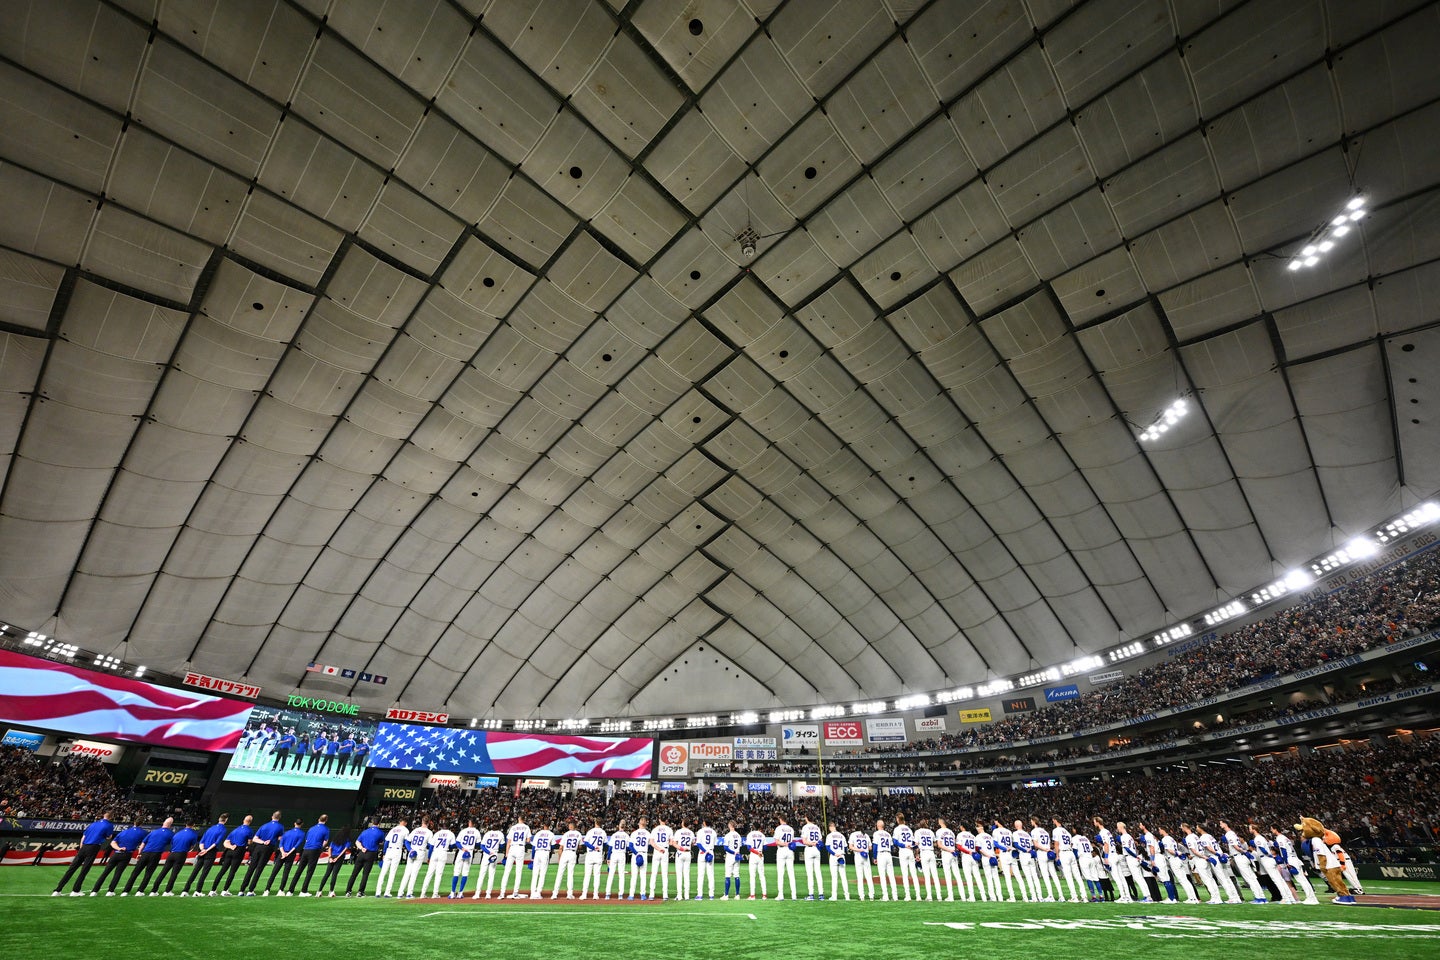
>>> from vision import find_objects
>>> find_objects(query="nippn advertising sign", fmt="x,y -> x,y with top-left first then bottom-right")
690,741 -> 732,762
823,721 -> 863,746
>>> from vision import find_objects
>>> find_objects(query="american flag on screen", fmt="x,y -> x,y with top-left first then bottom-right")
369,722 -> 653,779
0,649 -> 254,752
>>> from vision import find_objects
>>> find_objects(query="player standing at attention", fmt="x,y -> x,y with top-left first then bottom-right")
1195,824 -> 1242,903
992,819 -> 1025,902
915,820 -> 940,901
825,822 -> 850,901
772,816 -> 797,900
1270,827 -> 1320,904
378,818 -> 410,898
54,810 -> 114,896
1029,818 -> 1061,902
1137,823 -> 1176,903
1051,819 -> 1083,902
1073,832 -> 1102,901
318,835 -> 351,897
554,821 -> 582,898
744,824 -> 769,900
1247,824 -> 1295,903
397,818 -> 432,899
473,824 -> 505,899
1156,826 -> 1200,904
1218,820 -> 1268,904
648,818 -> 672,900
291,815 -> 332,897
722,821 -> 744,900
270,728 -> 296,770
530,824 -> 556,899
847,825 -> 872,901
627,818 -> 650,900
122,817 -> 175,896
1011,820 -> 1040,903
263,819 -> 305,896
673,821 -> 694,901
872,819 -> 896,902
936,819 -> 960,902
179,813 -> 228,897
500,816 -> 532,899
449,820 -> 481,899
1092,819 -> 1126,903
1115,822 -> 1152,902
799,816 -> 824,900
956,824 -> 983,901
346,820 -> 386,898
975,822 -> 1002,902
694,819 -> 718,899
893,815 -> 919,901
421,823 -> 455,899
238,811 -> 284,896
209,815 -> 255,897
603,820 -> 628,900
149,820 -> 199,896
580,820 -> 607,899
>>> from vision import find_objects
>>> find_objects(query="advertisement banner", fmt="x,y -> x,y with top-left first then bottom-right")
794,782 -> 822,797
621,781 -> 649,792
1003,697 -> 1036,714
781,725 -> 818,750
689,741 -> 733,762
422,774 -> 464,788
958,708 -> 992,723
710,782 -> 736,792
520,778 -> 552,790
1088,669 -> 1124,685
372,785 -> 419,802
58,739 -> 124,764
182,671 -> 260,700
747,782 -> 773,794
221,704 -> 379,792
369,725 -> 654,779
474,776 -> 500,788
865,717 -> 906,743
137,768 -> 191,788
660,781 -> 686,792
384,708 -> 449,725
572,780 -> 601,791
734,748 -> 777,761
734,736 -> 776,749
0,648 -> 252,753
658,742 -> 689,776
884,786 -> 918,795
1,729 -> 44,752
822,721 -> 863,746
1044,684 -> 1080,703
913,717 -> 945,734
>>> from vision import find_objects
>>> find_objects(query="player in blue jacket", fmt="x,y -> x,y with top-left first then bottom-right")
122,817 -> 175,895
91,820 -> 147,895
289,815 -> 330,896
149,822 -> 199,896
211,815 -> 256,895
264,820 -> 306,895
346,820 -> 388,897
53,812 -> 114,895
181,814 -> 229,896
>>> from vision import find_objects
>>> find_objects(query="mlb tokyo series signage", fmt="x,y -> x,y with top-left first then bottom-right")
958,708 -> 992,723
1044,684 -> 1080,703
781,725 -> 819,749
913,717 -> 945,734
182,671 -> 261,699
1,729 -> 44,751
658,742 -> 689,776
689,741 -> 733,762
865,718 -> 906,743
385,708 -> 450,725
1003,696 -> 1036,714
58,739 -> 124,764
823,721 -> 863,746
734,736 -> 776,749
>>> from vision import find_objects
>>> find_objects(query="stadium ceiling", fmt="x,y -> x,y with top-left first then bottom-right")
0,0 -> 1438,721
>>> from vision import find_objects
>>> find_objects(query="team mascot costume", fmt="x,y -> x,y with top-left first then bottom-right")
1294,817 -> 1354,902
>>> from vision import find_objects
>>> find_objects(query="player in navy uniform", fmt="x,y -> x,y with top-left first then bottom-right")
347,820 -> 388,897
121,817 -> 175,895
90,819 -> 146,896
239,811 -> 285,895
265,819 -> 306,896
149,821 -> 199,896
289,814 -> 330,896
211,815 -> 256,896
319,834 -> 352,896
180,814 -> 229,896
53,811 -> 114,896
271,729 -> 297,770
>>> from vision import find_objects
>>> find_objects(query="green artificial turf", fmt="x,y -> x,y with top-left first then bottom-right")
3,865 -> 1439,960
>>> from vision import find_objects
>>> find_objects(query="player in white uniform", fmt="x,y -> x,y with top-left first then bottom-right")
694,821 -> 718,899
1029,819 -> 1061,902
798,818 -> 824,900
744,827 -> 768,899
974,823 -> 1002,901
893,817 -> 920,901
871,821 -> 896,901
420,825 -> 454,899
1248,824 -> 1295,903
1013,821 -> 1042,903
722,822 -> 743,900
956,826 -> 983,901
1050,820 -> 1083,902
1155,826 -> 1200,904
1271,827 -> 1320,904
992,821 -> 1026,901
553,822 -> 582,898
1115,823 -> 1152,902
915,821 -> 940,901
450,821 -> 481,898
377,819 -> 409,898
648,820 -> 672,900
1136,824 -> 1174,903
530,825 -> 556,898
1073,832 -> 1102,901
825,822 -> 850,901
1219,821 -> 1268,903
848,827 -> 873,900
580,821 -> 608,899
936,820 -> 961,901
1196,825 -> 1243,903
399,820 -> 432,899
1092,821 -> 1127,903
627,820 -> 650,900
604,821 -> 629,900
1180,823 -> 1223,903
499,819 -> 531,899
673,822 -> 694,901
772,818 -> 797,900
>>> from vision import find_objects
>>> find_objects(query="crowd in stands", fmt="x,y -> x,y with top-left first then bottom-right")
0,749 -> 150,824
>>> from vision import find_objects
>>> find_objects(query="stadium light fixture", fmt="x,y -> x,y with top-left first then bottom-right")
1108,642 -> 1144,663
811,705 -> 844,720
1152,624 -> 1193,646
976,679 -> 1015,697
1203,600 -> 1247,627
894,694 -> 930,711
1288,195 -> 1365,271
1376,502 -> 1440,543
1137,398 -> 1190,444
1061,656 -> 1103,677
851,701 -> 886,715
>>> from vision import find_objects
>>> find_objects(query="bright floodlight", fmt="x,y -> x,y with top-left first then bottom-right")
1304,256 -> 1319,266
1283,569 -> 1313,590
1332,224 -> 1350,237
1345,537 -> 1378,559
1301,245 -> 1317,256
1346,196 -> 1366,210
1318,240 -> 1334,252
1348,209 -> 1366,221
1287,260 -> 1303,271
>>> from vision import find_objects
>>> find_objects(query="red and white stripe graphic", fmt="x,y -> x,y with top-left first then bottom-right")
0,649 -> 253,752
487,733 -> 653,779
